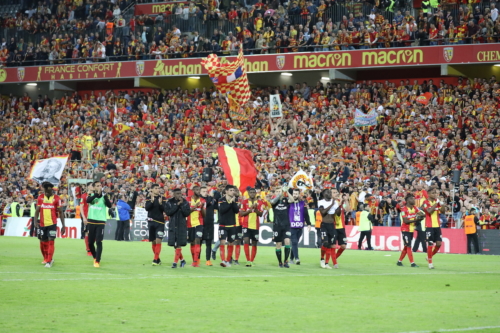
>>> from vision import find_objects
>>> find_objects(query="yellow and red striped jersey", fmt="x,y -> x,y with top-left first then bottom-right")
187,197 -> 205,228
37,194 -> 61,227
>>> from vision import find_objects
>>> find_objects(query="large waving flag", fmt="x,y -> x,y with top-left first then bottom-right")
217,146 -> 257,193
202,48 -> 251,120
111,123 -> 132,137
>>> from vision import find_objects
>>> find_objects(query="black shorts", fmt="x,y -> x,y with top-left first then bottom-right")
88,224 -> 105,242
402,231 -> 413,247
148,221 -> 166,242
235,226 -> 243,241
188,225 -> 204,243
335,228 -> 347,246
219,226 -> 238,242
320,223 -> 336,246
426,227 -> 442,245
273,223 -> 291,243
243,228 -> 259,242
37,225 -> 57,241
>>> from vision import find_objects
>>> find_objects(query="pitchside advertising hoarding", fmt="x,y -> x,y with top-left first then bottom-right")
0,44 -> 499,83
134,1 -> 189,15
8,215 -> 499,255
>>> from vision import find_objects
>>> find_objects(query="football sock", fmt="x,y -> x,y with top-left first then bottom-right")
155,243 -> 162,260
85,236 -> 90,252
399,247 -> 407,261
275,249 -> 282,264
331,248 -> 338,265
321,246 -> 326,260
40,241 -> 46,260
284,245 -> 291,262
235,244 -> 240,260
220,245 -> 226,262
407,247 -> 414,263
174,248 -> 181,263
190,244 -> 195,261
251,245 -> 257,262
432,244 -> 441,256
244,243 -> 251,261
325,247 -> 331,264
152,242 -> 155,255
227,245 -> 234,261
47,240 -> 55,262
336,247 -> 345,259
427,246 -> 434,264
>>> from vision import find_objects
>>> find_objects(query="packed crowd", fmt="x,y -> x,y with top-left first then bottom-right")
1,74 -> 500,231
2,0 -> 499,66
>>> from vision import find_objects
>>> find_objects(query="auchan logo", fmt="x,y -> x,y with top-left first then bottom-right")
362,49 -> 423,66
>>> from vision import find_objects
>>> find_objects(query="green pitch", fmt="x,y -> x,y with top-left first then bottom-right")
1,237 -> 499,333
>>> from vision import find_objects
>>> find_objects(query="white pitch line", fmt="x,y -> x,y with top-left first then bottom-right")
399,325 -> 500,333
0,271 -> 497,282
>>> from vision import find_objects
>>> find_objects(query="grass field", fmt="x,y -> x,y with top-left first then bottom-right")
0,237 -> 499,333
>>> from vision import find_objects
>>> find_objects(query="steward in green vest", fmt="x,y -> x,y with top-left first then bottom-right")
29,201 -> 37,237
10,201 -> 20,217
357,205 -> 374,250
86,182 -> 113,267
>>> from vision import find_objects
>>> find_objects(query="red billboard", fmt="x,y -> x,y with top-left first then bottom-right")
0,44 -> 499,84
134,1 -> 188,15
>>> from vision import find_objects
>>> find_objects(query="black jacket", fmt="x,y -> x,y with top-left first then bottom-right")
202,192 -> 220,225
145,196 -> 165,223
165,198 -> 191,247
218,197 -> 240,226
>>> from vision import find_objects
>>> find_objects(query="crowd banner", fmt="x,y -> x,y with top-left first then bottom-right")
354,108 -> 378,127
131,207 -> 149,241
4,217 -> 82,239
269,94 -> 283,118
28,155 -> 70,186
2,45 -> 500,83
3,218 -> 480,255
288,170 -> 314,191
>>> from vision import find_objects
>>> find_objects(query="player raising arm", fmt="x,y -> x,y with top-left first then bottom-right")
34,182 -> 66,268
270,186 -> 293,268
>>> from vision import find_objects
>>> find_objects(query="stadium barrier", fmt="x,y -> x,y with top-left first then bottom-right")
5,216 -> 495,255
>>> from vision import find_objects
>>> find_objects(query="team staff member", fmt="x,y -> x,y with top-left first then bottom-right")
34,182 -> 66,268
116,194 -> 132,241
218,185 -> 240,267
318,189 -> 339,269
86,181 -> 112,268
270,186 -> 293,268
422,187 -> 446,269
240,188 -> 264,267
81,184 -> 92,256
165,189 -> 191,268
288,189 -> 311,265
200,186 -> 219,266
412,204 -> 427,254
145,184 -> 166,266
397,194 -> 424,267
187,186 -> 206,267
464,208 -> 480,254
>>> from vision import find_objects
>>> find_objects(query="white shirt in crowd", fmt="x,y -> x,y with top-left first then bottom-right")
318,199 -> 339,215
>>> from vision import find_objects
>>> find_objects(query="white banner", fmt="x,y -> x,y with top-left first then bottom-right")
269,94 -> 282,118
4,217 -> 82,239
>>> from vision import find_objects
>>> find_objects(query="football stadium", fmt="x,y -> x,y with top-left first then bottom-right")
1,0 -> 500,332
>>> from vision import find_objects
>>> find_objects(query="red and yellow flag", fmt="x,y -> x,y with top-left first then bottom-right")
217,146 -> 257,193
111,123 -> 131,137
